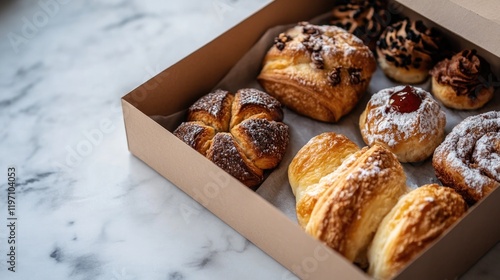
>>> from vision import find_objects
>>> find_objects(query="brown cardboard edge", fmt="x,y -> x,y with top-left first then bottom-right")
121,98 -> 370,280
396,0 -> 500,63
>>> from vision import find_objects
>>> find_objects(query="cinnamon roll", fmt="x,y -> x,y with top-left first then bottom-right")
433,111 -> 500,204
430,49 -> 496,110
376,19 -> 443,84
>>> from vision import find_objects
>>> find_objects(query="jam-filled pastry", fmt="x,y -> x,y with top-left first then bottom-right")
433,111 -> 500,204
330,0 -> 392,50
376,18 -> 443,84
359,85 -> 446,162
430,49 -> 496,110
258,22 -> 376,123
174,88 -> 289,188
368,184 -> 467,280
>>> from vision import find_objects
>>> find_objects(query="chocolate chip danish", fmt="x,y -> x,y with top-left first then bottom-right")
258,22 -> 376,123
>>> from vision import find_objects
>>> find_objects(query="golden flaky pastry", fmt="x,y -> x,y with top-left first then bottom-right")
288,132 -> 360,228
288,132 -> 408,265
258,22 -> 376,122
368,184 -> 467,280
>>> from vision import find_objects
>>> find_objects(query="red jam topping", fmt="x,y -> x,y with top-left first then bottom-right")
388,85 -> 422,113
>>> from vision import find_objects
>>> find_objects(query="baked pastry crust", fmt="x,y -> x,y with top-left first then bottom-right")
432,111 -> 500,204
430,49 -> 495,110
376,19 -> 443,84
359,85 -> 446,162
368,184 -> 467,280
258,22 -> 376,122
174,88 -> 289,188
305,144 -> 407,264
288,132 -> 360,227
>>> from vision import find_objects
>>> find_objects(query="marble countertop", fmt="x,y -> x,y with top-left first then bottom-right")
0,0 -> 498,279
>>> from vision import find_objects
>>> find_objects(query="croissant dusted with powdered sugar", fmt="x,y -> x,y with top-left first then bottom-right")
174,88 -> 289,188
289,132 -> 408,266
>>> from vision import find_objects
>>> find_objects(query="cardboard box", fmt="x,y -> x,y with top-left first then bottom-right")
121,0 -> 500,279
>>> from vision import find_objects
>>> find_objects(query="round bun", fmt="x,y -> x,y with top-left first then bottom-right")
368,184 -> 467,280
433,111 -> 500,204
430,49 -> 495,110
258,22 -> 376,123
330,0 -> 391,50
288,133 -> 408,265
376,19 -> 443,84
174,88 -> 289,188
359,85 -> 446,162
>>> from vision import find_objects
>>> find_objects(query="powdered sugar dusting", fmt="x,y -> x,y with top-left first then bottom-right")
362,85 -> 445,147
189,89 -> 230,118
473,133 -> 500,180
434,111 -> 500,201
282,24 -> 373,65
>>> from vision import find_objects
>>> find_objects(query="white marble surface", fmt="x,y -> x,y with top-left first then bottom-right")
0,0 -> 498,279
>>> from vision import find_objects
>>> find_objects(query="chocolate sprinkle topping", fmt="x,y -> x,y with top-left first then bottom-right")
348,68 -> 362,84
274,32 -> 292,51
328,67 -> 342,86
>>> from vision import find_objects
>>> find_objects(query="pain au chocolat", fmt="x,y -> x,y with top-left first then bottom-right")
258,22 -> 376,123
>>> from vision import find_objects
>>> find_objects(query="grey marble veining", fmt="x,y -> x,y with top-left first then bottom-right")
0,0 -> 498,279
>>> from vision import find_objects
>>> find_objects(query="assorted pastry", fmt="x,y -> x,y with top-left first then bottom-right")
168,2 -> 499,278
288,133 -> 467,277
173,88 -> 289,189
433,111 -> 500,204
376,18 -> 444,84
430,49 -> 496,110
258,22 -> 376,122
359,85 -> 446,162
289,132 -> 408,266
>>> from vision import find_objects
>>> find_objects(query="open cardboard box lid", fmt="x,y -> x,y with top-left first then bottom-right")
121,0 -> 500,279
